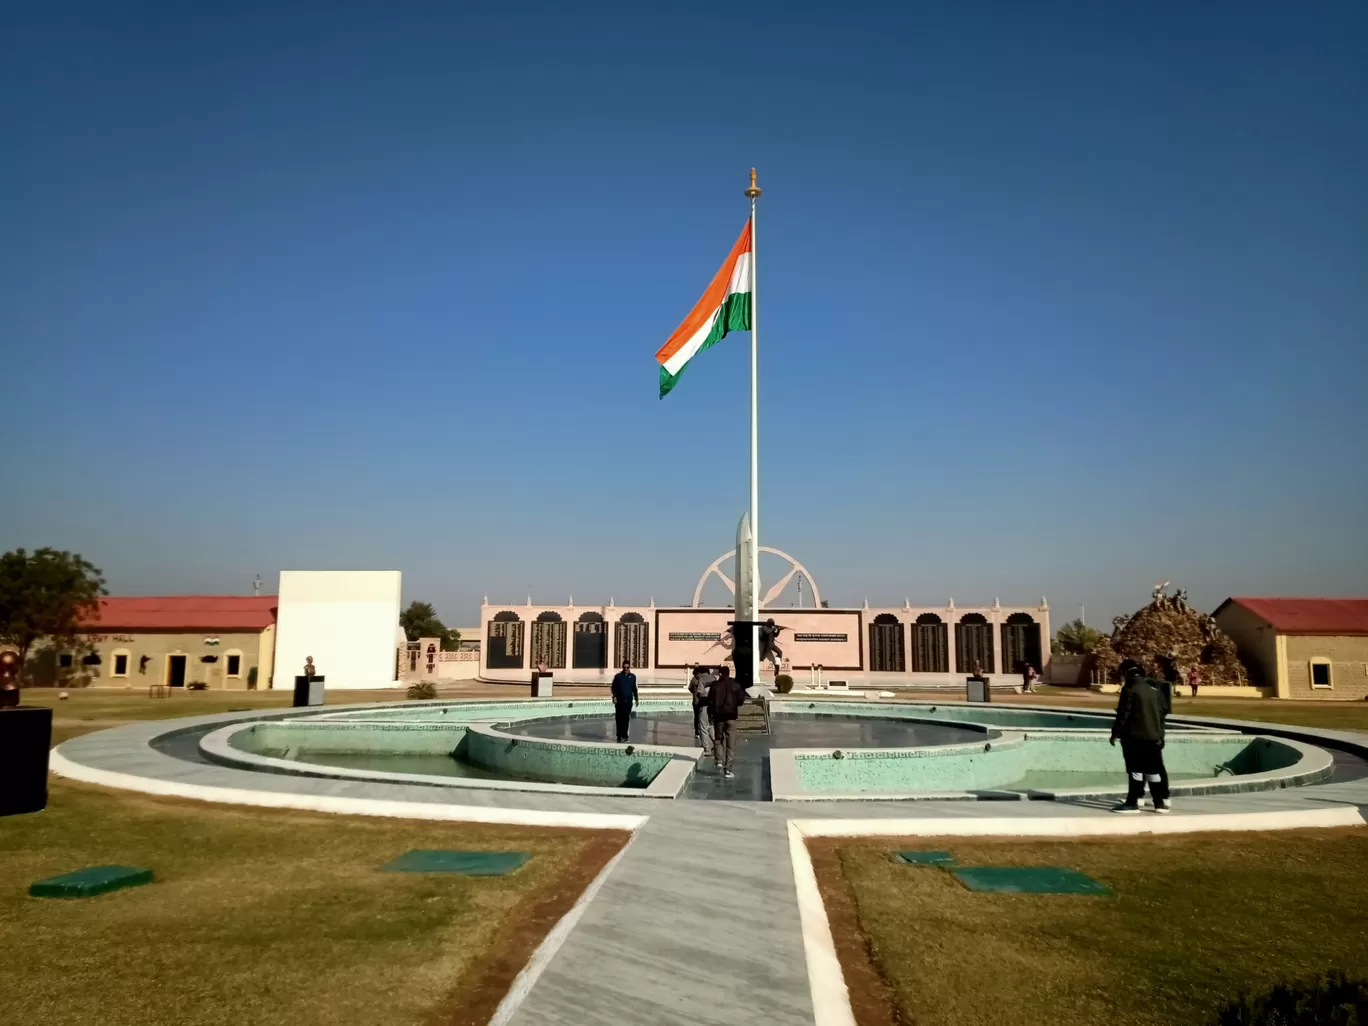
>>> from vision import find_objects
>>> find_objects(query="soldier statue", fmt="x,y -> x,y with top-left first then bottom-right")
758,618 -> 787,673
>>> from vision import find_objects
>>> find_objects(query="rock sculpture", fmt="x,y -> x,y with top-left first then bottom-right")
1095,585 -> 1248,686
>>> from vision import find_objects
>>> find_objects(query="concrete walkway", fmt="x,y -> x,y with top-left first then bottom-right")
50,706 -> 1368,1026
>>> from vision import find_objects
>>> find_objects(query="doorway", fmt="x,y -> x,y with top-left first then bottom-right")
167,655 -> 187,688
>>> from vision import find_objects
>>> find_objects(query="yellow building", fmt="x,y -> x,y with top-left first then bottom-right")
50,595 -> 280,690
1213,597 -> 1368,701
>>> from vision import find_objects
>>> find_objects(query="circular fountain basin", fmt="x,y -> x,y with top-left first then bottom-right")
199,698 -> 1336,802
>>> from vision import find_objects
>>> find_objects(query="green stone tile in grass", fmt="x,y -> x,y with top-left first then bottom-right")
892,850 -> 956,866
381,850 -> 530,876
29,865 -> 154,898
951,866 -> 1112,895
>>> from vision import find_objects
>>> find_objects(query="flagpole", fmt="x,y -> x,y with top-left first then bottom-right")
745,167 -> 762,683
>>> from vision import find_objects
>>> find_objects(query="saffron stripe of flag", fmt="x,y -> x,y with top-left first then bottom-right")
654,222 -> 752,398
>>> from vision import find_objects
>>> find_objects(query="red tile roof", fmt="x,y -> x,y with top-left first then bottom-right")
1218,597 -> 1368,636
78,596 -> 279,632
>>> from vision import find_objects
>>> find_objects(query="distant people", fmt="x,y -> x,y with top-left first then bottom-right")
1187,664 -> 1201,698
1021,662 -> 1039,694
688,665 -> 716,745
610,660 -> 638,743
707,664 -> 743,778
1110,659 -> 1171,814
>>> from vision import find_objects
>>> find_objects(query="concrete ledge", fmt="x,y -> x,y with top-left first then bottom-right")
49,747 -> 649,831
198,719 -> 699,799
772,731 -> 1331,802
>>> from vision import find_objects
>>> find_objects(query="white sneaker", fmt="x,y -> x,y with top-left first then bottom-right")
1153,800 -> 1172,814
724,771 -> 735,779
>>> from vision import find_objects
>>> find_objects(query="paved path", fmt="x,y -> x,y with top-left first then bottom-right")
508,806 -> 813,1026
52,705 -> 1368,1026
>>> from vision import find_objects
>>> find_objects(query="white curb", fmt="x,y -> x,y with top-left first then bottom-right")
48,748 -> 648,831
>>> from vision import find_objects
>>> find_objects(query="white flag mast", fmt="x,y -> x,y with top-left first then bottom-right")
745,168 -> 762,682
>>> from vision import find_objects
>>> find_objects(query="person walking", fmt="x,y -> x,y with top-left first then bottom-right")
1109,659 -> 1171,813
707,664 -> 743,778
1021,662 -> 1039,694
610,660 -> 638,743
688,664 -> 716,746
1186,663 -> 1201,698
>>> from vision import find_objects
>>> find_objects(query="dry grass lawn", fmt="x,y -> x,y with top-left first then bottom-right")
1,777 -> 625,1026
812,829 -> 1368,1026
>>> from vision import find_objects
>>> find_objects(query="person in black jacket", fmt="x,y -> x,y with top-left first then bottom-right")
610,661 -> 638,743
707,665 -> 743,778
1110,659 -> 1172,814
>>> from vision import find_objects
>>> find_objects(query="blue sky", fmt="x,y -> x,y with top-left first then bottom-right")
3,1 -> 1365,629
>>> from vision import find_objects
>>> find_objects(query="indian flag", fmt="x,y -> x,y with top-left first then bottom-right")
655,221 -> 752,398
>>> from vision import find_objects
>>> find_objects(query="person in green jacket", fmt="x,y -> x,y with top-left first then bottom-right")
1109,659 -> 1172,814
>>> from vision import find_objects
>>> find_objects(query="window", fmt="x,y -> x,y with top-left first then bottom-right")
1310,659 -> 1332,689
226,653 -> 241,677
58,653 -> 73,668
112,651 -> 130,677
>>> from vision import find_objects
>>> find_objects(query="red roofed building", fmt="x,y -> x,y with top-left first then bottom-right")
1213,598 -> 1368,701
50,595 -> 280,690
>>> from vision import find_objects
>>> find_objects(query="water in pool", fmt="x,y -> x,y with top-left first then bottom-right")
508,712 -> 985,800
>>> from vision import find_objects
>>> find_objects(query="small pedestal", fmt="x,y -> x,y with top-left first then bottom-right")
1,706 -> 53,816
293,676 -> 325,707
966,675 -> 991,703
531,672 -> 553,698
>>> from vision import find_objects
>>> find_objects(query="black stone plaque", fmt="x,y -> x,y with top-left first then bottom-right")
0,706 -> 53,816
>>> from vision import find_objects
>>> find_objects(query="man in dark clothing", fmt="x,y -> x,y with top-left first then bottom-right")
688,665 -> 716,745
1110,659 -> 1172,814
610,661 -> 638,743
1153,654 -> 1182,799
707,664 -> 743,778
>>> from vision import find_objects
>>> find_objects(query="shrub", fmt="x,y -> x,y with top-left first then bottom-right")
407,681 -> 437,700
774,674 -> 795,694
1212,972 -> 1368,1025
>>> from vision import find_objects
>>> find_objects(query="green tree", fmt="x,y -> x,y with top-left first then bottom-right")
399,601 -> 460,651
0,548 -> 107,667
1052,618 -> 1106,656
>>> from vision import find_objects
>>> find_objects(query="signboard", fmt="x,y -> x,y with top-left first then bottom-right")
655,609 -> 863,670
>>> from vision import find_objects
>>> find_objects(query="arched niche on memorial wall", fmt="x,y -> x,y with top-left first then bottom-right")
572,611 -> 608,669
868,613 -> 906,673
1001,611 -> 1042,675
486,611 -> 525,670
614,612 -> 650,670
911,612 -> 949,673
530,611 -> 567,670
955,612 -> 995,674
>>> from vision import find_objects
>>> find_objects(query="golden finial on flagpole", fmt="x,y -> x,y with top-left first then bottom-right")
744,167 -> 762,199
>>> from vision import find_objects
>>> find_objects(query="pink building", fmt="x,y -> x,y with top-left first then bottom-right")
479,595 -> 1049,686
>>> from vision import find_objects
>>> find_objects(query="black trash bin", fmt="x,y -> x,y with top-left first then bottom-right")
293,675 -> 325,707
1,706 -> 53,816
